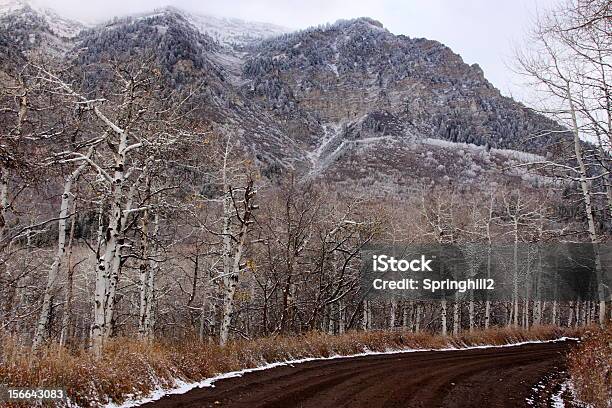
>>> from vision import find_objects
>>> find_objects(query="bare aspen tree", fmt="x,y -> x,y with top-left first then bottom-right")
463,243 -> 485,333
218,136 -> 257,346
139,211 -> 159,340
484,191 -> 496,329
59,201 -> 78,347
501,191 -> 539,327
35,57 -> 195,353
0,65 -> 49,331
421,190 -> 458,335
33,148 -> 93,348
517,0 -> 610,325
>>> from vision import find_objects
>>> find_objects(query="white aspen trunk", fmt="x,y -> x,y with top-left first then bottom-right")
219,176 -> 251,347
199,299 -> 206,342
139,212 -> 158,339
567,85 -> 607,326
389,299 -> 397,328
362,300 -> 369,330
102,193 -> 123,339
415,303 -> 421,333
219,199 -> 232,340
441,299 -> 447,336
90,201 -> 104,351
93,129 -> 128,356
402,301 -> 410,329
0,165 -> 11,330
338,301 -> 345,334
34,156 -> 89,349
567,301 -> 574,327
507,301 -> 513,327
523,251 -> 531,329
453,295 -> 460,336
138,209 -> 149,337
552,300 -> 557,326
587,301 -> 592,326
199,271 -> 215,342
468,300 -> 474,333
598,52 -> 612,218
534,245 -> 543,327
0,165 -> 7,241
144,230 -> 157,339
463,244 -> 481,334
512,222 -> 519,327
59,203 -> 77,348
484,194 -> 494,330
219,228 -> 246,346
218,142 -> 235,346
523,298 -> 529,329
208,292 -> 217,343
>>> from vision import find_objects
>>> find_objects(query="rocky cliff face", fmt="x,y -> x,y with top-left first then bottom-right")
0,3 -> 565,193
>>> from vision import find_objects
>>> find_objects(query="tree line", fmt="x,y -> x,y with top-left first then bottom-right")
0,0 -> 609,356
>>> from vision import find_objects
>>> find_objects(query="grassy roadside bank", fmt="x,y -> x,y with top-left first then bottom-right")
0,326 -> 581,407
568,325 -> 611,408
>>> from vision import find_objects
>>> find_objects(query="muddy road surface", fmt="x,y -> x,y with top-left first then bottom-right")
144,340 -> 574,408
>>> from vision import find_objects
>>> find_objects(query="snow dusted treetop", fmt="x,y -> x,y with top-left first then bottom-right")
0,0 -> 85,38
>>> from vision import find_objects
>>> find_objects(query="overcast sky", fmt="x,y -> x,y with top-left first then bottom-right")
35,0 -> 559,103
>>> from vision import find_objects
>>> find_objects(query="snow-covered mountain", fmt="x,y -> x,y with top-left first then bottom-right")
0,0 -> 31,15
176,8 -> 289,47
0,0 -> 84,37
0,1 -> 288,46
0,3 -> 569,194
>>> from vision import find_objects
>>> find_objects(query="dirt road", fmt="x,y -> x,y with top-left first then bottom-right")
144,340 -> 574,408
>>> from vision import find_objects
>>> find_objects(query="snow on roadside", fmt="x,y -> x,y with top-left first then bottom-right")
551,380 -> 568,408
564,379 -> 596,408
106,336 -> 576,408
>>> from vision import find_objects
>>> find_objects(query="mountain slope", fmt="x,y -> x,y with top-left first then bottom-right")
241,18 -> 561,153
0,5 -> 567,192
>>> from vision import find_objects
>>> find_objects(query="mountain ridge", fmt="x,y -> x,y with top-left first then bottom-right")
0,3 -> 567,193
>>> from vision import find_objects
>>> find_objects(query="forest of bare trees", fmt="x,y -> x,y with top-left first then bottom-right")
0,0 -> 609,359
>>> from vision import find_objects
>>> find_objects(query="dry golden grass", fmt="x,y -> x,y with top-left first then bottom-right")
568,325 -> 611,408
0,326 -> 579,407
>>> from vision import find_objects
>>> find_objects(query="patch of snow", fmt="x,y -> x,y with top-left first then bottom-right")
327,63 -> 339,77
306,123 -> 342,176
306,123 -> 401,179
181,11 -> 289,47
355,135 -> 396,146
565,379 -> 597,408
551,380 -> 568,408
133,12 -> 165,22
107,337 -> 577,408
421,138 -> 545,163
